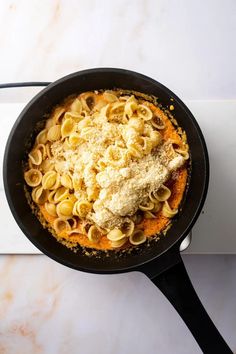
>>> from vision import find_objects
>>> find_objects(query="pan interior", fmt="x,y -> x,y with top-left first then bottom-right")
3,69 -> 209,273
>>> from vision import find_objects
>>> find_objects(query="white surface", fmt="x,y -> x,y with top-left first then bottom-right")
1,101 -> 236,254
0,0 -> 235,102
0,254 -> 235,354
0,2 -> 235,354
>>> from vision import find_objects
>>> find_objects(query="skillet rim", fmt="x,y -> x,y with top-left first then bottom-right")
3,68 -> 209,274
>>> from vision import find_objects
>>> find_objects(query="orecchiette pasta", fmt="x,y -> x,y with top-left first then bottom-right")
124,96 -> 138,118
153,185 -> 171,202
120,219 -> 135,236
87,225 -> 101,243
29,149 -> 42,165
129,230 -> 146,245
45,202 -> 57,217
103,91 -> 118,103
32,186 -> 48,204
109,102 -> 125,122
61,173 -> 73,189
42,171 -> 58,189
47,125 -> 61,142
24,89 -> 189,250
70,98 -> 82,114
137,104 -> 153,120
54,187 -> 69,203
175,148 -> 189,160
139,201 -> 155,211
110,237 -> 128,248
107,228 -> 126,241
56,200 -> 74,219
73,200 -> 92,218
52,107 -> 65,125
151,114 -> 165,129
24,169 -> 42,187
162,201 -> 178,218
53,218 -> 71,233
36,129 -> 48,144
61,118 -> 75,138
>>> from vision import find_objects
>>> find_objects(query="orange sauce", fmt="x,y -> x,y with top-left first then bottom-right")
38,93 -> 189,250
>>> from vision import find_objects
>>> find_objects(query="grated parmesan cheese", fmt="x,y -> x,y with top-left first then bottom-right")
48,100 -> 186,230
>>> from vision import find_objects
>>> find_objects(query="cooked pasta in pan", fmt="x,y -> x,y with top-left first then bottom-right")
24,90 -> 189,251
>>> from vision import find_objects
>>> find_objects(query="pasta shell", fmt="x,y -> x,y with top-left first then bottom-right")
110,237 -> 128,248
70,98 -> 82,114
107,228 -> 126,241
125,96 -> 138,118
73,200 -> 92,218
68,217 -> 78,229
61,173 -> 73,189
40,159 -> 55,173
87,225 -> 101,243
129,230 -> 146,245
153,185 -> 171,202
64,111 -> 84,123
175,148 -> 189,160
50,173 -> 61,190
53,218 -> 71,233
54,187 -> 69,203
80,92 -> 96,111
139,137 -> 153,155
61,118 -> 75,138
32,186 -> 48,204
24,169 -> 42,187
29,149 -> 42,165
36,129 -> 48,144
68,228 -> 81,236
42,171 -> 57,189
103,91 -> 118,103
139,201 -> 155,211
37,144 -> 47,159
137,104 -> 153,120
162,201 -> 178,218
109,102 -> 125,123
81,221 -> 93,235
45,118 -> 54,129
48,190 -> 57,204
120,220 -> 135,237
151,114 -> 165,129
67,194 -> 78,204
56,200 -> 74,219
99,104 -> 110,119
45,143 -> 54,159
52,107 -> 65,125
45,202 -> 57,217
47,125 -> 61,142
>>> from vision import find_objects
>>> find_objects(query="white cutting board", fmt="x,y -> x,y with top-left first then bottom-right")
0,101 -> 235,254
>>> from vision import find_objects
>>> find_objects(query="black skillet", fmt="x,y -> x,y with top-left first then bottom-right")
3,69 -> 232,353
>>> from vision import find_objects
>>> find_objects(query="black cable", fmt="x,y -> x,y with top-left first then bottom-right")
0,82 -> 51,89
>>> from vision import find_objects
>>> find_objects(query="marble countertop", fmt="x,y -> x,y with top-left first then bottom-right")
0,0 -> 236,353
0,255 -> 236,354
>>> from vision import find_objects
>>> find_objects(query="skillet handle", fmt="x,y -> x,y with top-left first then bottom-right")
151,256 -> 233,354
